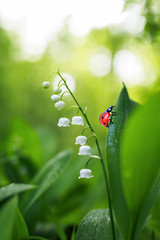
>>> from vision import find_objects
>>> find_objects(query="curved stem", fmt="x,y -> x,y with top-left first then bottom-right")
58,72 -> 116,240
86,155 -> 101,168
64,106 -> 79,117
57,79 -> 63,87
86,134 -> 96,144
81,126 -> 89,135
60,91 -> 69,99
57,83 -> 66,92
46,71 -> 57,81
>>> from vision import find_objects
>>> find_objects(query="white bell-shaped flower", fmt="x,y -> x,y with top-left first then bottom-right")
71,116 -> 84,126
54,87 -> 62,94
78,145 -> 91,156
57,118 -> 70,127
75,136 -> 87,145
42,81 -> 50,89
51,94 -> 60,102
55,101 -> 65,110
78,169 -> 93,179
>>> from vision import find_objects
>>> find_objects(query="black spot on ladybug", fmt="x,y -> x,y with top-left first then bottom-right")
101,116 -> 104,119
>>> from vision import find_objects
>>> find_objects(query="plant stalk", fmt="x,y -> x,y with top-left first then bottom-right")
58,72 -> 116,240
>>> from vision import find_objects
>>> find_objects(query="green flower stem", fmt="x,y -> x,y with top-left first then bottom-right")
64,106 -> 79,117
57,83 -> 66,92
60,91 -> 69,99
57,79 -> 63,87
86,134 -> 96,143
86,155 -> 101,168
58,71 -> 116,240
46,71 -> 57,81
86,157 -> 95,168
81,126 -> 89,135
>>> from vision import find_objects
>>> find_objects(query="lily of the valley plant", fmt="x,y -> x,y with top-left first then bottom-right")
42,71 -> 116,240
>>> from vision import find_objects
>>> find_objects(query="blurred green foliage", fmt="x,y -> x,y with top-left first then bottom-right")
0,0 -> 160,239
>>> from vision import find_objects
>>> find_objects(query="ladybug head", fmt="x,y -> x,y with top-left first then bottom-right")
106,106 -> 115,112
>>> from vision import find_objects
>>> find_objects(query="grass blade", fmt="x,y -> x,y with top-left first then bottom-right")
22,150 -> 71,213
0,183 -> 36,203
0,196 -> 17,240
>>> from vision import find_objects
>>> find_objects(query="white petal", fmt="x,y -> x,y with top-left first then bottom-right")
71,116 -> 84,126
42,81 -> 50,89
55,101 -> 65,110
78,169 -> 93,179
51,94 -> 60,102
75,136 -> 87,145
57,118 -> 70,127
78,145 -> 91,156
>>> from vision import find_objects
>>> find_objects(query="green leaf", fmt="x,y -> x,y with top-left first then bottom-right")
13,208 -> 29,240
106,85 -> 136,240
121,92 -> 160,239
134,175 -> 160,239
137,226 -> 160,240
74,209 -> 113,240
6,118 -> 42,166
148,195 -> 160,235
22,150 -> 71,213
26,237 -> 49,240
46,209 -> 67,240
0,196 -> 17,240
0,183 -> 36,203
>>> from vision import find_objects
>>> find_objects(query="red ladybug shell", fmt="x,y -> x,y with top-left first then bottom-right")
99,111 -> 111,127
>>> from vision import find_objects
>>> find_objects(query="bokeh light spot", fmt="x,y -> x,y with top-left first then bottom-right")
113,50 -> 144,86
90,47 -> 112,77
53,73 -> 75,95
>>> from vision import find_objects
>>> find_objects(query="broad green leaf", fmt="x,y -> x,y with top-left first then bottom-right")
106,85 -> 135,240
22,150 -> 71,213
0,196 -> 17,240
74,209 -> 113,240
134,175 -> 160,239
0,183 -> 36,203
6,118 -> 42,166
121,92 -> 160,239
13,208 -> 29,240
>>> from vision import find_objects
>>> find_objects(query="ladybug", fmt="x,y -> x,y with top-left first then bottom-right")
99,106 -> 116,128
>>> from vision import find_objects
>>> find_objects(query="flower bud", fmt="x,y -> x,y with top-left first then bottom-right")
71,116 -> 84,126
42,81 -> 50,89
55,101 -> 65,110
78,145 -> 91,156
78,169 -> 93,179
54,87 -> 62,94
75,136 -> 87,145
57,118 -> 70,127
51,94 -> 60,102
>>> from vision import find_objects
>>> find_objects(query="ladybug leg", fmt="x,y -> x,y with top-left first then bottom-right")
109,116 -> 114,124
